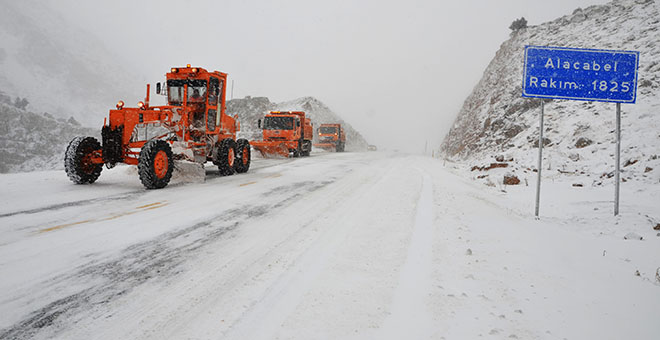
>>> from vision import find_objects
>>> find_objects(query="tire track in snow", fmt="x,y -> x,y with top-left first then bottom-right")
376,170 -> 435,339
0,178 -> 336,340
0,157 -> 292,219
220,162 -> 397,340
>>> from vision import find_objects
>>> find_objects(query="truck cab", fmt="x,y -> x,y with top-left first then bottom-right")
314,123 -> 346,152
251,111 -> 313,157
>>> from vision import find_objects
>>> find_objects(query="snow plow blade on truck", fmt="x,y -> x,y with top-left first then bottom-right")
249,141 -> 290,158
64,65 -> 251,189
250,111 -> 313,158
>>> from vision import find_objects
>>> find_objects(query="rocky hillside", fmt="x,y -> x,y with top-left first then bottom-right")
0,102 -> 97,173
230,96 -> 369,151
441,0 -> 660,185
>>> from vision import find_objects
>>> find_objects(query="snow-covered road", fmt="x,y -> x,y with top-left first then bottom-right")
1,151 -> 658,339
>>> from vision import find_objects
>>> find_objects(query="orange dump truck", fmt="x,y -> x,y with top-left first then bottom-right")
314,123 -> 345,152
250,111 -> 313,157
64,65 -> 250,189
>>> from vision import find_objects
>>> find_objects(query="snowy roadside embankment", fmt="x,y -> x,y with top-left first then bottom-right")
433,157 -> 660,339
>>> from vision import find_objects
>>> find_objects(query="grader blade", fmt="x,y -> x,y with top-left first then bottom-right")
171,160 -> 206,183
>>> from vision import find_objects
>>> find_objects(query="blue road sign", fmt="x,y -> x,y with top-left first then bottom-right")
522,46 -> 639,103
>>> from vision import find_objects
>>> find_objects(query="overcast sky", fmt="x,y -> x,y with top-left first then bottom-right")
51,0 -> 610,153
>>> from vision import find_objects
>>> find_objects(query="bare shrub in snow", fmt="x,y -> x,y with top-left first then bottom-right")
509,17 -> 527,31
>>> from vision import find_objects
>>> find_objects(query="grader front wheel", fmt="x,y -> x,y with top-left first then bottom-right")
138,140 -> 174,189
64,136 -> 103,184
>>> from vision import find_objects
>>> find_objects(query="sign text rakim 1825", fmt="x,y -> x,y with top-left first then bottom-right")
522,46 -> 639,103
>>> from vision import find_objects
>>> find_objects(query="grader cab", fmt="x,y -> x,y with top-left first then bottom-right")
64,65 -> 251,189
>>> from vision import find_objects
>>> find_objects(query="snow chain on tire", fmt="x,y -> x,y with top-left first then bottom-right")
215,138 -> 237,176
138,140 -> 174,189
235,138 -> 251,173
64,136 -> 103,184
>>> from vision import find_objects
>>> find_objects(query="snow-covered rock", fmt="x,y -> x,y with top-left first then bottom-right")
0,103 -> 97,173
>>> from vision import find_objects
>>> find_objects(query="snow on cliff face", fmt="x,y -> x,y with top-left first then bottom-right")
229,96 -> 369,150
0,1 -> 143,127
441,0 -> 660,185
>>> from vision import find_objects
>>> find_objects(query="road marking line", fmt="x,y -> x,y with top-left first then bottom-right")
39,220 -> 94,233
239,181 -> 258,187
38,201 -> 169,233
141,203 -> 169,211
136,202 -> 164,209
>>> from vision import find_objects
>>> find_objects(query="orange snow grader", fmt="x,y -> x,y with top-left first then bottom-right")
250,111 -> 313,158
314,123 -> 346,152
64,65 -> 251,189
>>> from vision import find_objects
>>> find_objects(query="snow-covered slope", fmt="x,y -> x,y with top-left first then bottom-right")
229,96 -> 369,150
0,103 -> 97,173
0,1 -> 143,127
440,0 -> 660,186
228,96 -> 273,141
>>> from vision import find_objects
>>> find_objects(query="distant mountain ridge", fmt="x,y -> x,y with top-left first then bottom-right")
440,0 -> 660,185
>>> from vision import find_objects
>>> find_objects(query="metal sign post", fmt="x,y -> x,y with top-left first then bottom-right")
522,46 -> 639,218
535,101 -> 544,218
615,103 -> 621,215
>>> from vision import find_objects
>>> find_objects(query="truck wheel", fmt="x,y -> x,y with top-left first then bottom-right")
138,140 -> 174,189
64,136 -> 103,184
292,137 -> 304,158
235,139 -> 251,173
215,138 -> 236,176
302,140 -> 312,156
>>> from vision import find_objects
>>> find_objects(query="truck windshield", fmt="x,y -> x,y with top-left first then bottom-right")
167,79 -> 207,105
167,80 -> 185,105
264,116 -> 293,130
320,126 -> 337,134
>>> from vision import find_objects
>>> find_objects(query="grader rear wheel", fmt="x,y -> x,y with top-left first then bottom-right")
215,138 -> 237,176
235,138 -> 251,173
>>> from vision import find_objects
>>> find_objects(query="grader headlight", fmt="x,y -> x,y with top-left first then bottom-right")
116,100 -> 125,110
